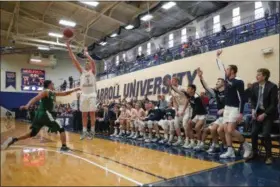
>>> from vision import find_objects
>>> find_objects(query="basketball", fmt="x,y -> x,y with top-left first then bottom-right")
63,28 -> 74,38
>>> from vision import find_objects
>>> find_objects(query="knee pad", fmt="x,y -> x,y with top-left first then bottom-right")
147,121 -> 153,128
59,127 -> 65,133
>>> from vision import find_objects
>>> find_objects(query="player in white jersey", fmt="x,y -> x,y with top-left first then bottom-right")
66,41 -> 97,140
169,77 -> 192,146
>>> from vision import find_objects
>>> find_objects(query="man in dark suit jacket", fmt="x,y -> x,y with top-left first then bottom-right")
247,68 -> 278,164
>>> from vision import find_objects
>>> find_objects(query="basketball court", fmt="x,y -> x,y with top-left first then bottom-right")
1,122 -> 279,186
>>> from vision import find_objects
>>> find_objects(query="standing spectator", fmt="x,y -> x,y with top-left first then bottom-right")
69,76 -> 73,88
221,25 -> 227,34
61,80 -> 67,91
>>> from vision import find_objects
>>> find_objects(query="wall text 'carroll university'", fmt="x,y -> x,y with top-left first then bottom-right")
97,70 -> 197,100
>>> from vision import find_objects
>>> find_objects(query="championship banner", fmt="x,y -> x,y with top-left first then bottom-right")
5,71 -> 16,89
21,69 -> 45,91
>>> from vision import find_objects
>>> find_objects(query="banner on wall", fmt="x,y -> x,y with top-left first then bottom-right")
5,71 -> 16,89
97,70 -> 197,101
21,69 -> 45,91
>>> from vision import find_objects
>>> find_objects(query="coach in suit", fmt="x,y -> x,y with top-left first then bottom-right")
247,68 -> 278,164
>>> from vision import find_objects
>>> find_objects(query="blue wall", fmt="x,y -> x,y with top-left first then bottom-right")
0,92 -> 37,110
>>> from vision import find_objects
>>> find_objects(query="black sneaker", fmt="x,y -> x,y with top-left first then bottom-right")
60,146 -> 71,152
1,137 -> 17,150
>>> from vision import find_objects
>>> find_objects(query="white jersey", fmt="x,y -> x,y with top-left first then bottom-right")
80,69 -> 97,96
171,85 -> 187,107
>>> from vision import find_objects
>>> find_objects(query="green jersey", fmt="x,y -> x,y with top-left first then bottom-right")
38,90 -> 56,112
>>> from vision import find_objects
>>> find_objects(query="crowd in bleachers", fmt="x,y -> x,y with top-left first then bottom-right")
98,12 -> 279,79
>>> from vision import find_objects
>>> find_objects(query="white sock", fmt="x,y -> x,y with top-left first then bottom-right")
178,136 -> 182,141
197,140 -> 201,145
164,134 -> 168,140
140,132 -> 143,136
200,142 -> 204,146
169,134 -> 174,141
185,137 -> 189,143
83,127 -> 87,132
191,139 -> 194,144
149,133 -> 152,139
91,127 -> 95,133
228,147 -> 234,152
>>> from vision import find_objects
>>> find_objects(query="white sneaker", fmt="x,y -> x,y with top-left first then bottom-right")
194,143 -> 204,151
172,139 -> 183,146
151,137 -> 160,143
220,148 -> 235,159
115,131 -> 123,138
128,132 -> 135,138
80,131 -> 88,140
185,142 -> 196,149
159,138 -> 168,144
144,138 -> 151,143
110,130 -> 118,137
207,144 -> 215,154
88,132 -> 95,140
132,133 -> 139,139
243,142 -> 252,158
182,141 -> 190,148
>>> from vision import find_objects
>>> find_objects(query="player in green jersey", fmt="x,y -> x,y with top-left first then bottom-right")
1,80 -> 80,152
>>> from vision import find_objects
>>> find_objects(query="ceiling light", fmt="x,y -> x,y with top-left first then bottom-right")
99,42 -> 107,46
80,1 -> 99,7
59,20 -> 76,27
48,32 -> 63,38
38,46 -> 50,51
110,33 -> 118,38
162,2 -> 176,10
30,59 -> 42,62
140,14 -> 153,22
125,24 -> 134,30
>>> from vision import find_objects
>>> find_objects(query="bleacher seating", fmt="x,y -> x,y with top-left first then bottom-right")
97,13 -> 280,81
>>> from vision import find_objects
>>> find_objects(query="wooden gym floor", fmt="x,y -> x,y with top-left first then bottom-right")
1,121 -> 280,186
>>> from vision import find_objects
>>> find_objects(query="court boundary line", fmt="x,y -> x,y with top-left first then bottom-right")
10,145 -> 144,186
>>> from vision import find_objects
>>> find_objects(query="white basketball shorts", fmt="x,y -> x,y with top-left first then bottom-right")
80,93 -> 97,112
223,106 -> 240,123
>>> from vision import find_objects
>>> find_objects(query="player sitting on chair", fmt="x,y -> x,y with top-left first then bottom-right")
158,101 -> 176,144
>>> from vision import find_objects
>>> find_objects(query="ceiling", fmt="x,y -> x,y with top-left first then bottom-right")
0,1 -> 229,58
